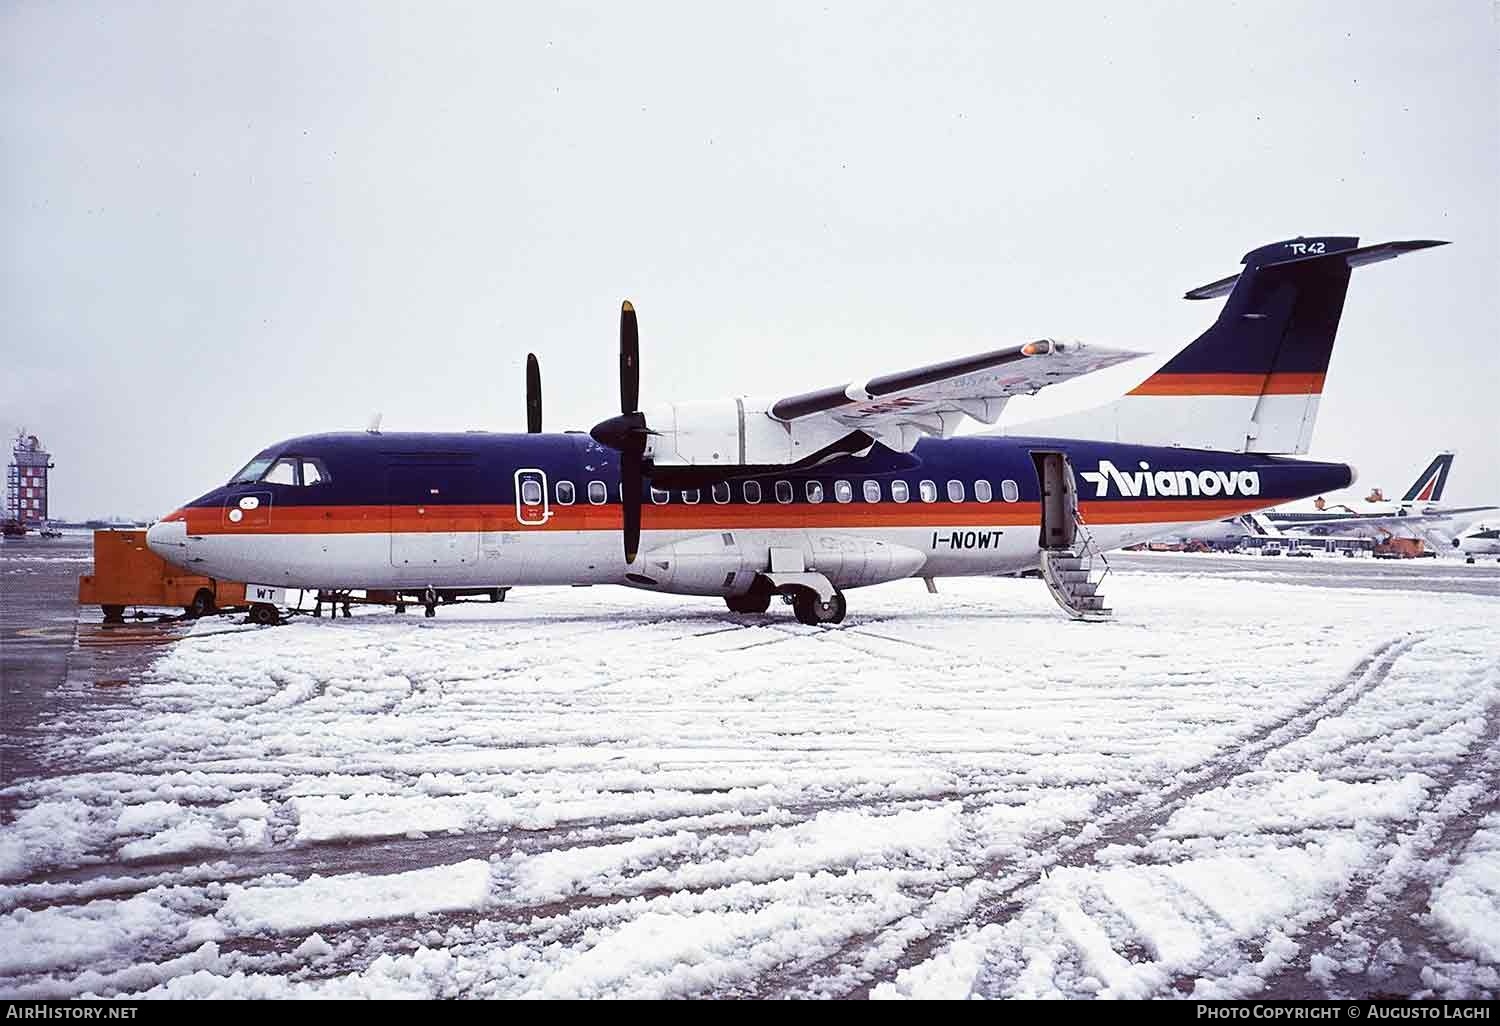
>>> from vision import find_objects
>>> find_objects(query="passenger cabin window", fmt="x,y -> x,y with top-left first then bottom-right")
651,486 -> 670,505
521,479 -> 543,505
863,480 -> 881,503
775,480 -> 793,504
682,488 -> 700,504
919,480 -> 938,503
263,458 -> 299,486
744,481 -> 762,504
834,480 -> 853,503
587,481 -> 608,505
891,480 -> 910,503
806,481 -> 824,503
1001,479 -> 1020,503
556,480 -> 576,505
711,482 -> 731,504
947,480 -> 965,503
975,480 -> 992,503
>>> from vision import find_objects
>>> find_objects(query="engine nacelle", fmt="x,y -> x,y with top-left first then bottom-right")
630,531 -> 760,596
804,536 -> 927,589
644,399 -> 860,468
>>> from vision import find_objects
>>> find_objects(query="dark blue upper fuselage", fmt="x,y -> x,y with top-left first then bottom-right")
179,431 -> 1354,511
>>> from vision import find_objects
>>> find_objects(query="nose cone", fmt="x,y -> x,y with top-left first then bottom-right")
146,518 -> 188,564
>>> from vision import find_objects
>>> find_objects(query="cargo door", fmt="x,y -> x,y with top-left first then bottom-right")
388,464 -> 481,569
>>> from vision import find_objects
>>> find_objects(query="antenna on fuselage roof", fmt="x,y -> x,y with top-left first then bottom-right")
366,412 -> 383,434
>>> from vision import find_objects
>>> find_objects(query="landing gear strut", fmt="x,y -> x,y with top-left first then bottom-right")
422,587 -> 438,618
792,589 -> 846,626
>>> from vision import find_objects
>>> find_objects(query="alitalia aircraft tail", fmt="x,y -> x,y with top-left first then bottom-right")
1401,452 -> 1454,504
1015,236 -> 1447,454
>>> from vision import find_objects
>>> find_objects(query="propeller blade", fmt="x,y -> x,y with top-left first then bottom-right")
525,353 -> 542,434
621,450 -> 642,564
620,300 -> 639,415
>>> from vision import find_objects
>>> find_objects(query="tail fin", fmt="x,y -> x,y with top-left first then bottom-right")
1401,452 -> 1454,504
1015,236 -> 1447,453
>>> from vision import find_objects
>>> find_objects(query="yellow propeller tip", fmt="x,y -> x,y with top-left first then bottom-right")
621,300 -> 634,313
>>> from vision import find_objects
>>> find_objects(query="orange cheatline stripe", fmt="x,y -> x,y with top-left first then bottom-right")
1128,372 -> 1325,397
176,497 -> 1279,536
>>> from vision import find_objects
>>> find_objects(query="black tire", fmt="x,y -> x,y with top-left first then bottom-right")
725,579 -> 772,614
490,589 -> 505,603
101,604 -> 126,624
186,589 -> 216,619
792,589 -> 846,625
249,603 -> 280,626
424,605 -> 436,618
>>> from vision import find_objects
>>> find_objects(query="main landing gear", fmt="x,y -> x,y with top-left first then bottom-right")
722,578 -> 847,625
792,589 -> 846,626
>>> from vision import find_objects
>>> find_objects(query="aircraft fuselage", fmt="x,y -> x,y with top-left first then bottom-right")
147,431 -> 1354,598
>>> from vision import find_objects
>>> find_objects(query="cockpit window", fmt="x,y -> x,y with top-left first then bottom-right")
233,455 -> 333,487
262,458 -> 299,486
229,456 -> 274,484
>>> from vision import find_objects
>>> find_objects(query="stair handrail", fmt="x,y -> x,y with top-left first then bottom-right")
1073,509 -> 1111,591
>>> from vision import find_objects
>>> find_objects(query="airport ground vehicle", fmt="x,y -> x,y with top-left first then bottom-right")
78,529 -> 247,622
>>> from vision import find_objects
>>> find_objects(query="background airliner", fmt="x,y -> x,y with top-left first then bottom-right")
1181,452 -> 1497,551
147,236 -> 1443,624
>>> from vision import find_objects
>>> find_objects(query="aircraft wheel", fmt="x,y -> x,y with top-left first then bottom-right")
186,588 -> 216,619
725,580 -> 772,614
1467,556 -> 1476,564
792,589 -> 846,626
424,605 -> 436,618
101,604 -> 126,624
249,603 -> 280,626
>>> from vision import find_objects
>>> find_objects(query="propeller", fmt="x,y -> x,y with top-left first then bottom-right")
525,353 -> 543,433
589,300 -> 650,564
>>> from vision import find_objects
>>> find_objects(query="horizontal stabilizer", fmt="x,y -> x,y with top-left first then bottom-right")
1185,239 -> 1448,300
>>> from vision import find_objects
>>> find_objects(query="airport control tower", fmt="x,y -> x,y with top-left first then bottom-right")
5,429 -> 55,532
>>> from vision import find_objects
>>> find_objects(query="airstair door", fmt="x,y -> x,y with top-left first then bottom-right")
1031,450 -> 1078,551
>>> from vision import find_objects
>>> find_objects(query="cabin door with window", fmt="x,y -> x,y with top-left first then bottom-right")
514,469 -> 551,526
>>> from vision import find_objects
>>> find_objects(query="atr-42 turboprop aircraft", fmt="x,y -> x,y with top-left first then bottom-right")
148,235 -> 1443,624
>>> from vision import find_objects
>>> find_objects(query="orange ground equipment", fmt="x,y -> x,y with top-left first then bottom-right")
78,529 -> 247,622
1372,536 -> 1432,560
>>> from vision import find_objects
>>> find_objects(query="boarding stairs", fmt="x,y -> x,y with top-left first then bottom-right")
1040,519 -> 1112,621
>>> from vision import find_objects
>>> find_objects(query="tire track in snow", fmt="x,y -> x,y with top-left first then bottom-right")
1256,699 -> 1500,997
802,632 -> 1428,998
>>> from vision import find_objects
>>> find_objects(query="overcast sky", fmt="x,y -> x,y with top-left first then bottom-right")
3,0 -> 1496,519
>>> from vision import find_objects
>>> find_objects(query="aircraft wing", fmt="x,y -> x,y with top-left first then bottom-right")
764,339 -> 1144,453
